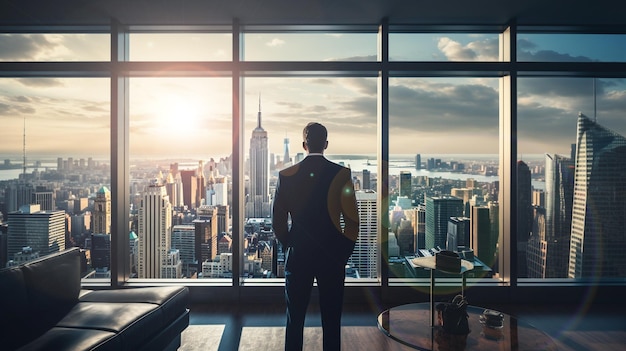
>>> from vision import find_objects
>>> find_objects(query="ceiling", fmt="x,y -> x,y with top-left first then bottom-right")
1,0 -> 624,29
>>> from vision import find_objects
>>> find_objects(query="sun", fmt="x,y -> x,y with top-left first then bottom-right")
155,95 -> 201,135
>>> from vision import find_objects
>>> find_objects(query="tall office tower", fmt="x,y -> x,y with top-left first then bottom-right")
88,157 -> 94,169
352,190 -> 378,279
451,187 -> 480,216
466,178 -> 478,189
7,204 -> 65,262
425,196 -> 463,249
283,136 -> 290,166
257,241 -> 273,272
92,186 -> 111,235
397,218 -> 415,256
194,205 -> 218,273
427,158 -> 435,170
447,217 -> 470,251
32,187 -> 54,211
90,233 -> 111,270
196,161 -> 205,207
527,206 -> 547,278
129,231 -> 138,277
205,164 -> 216,206
544,153 -> 574,278
532,189 -> 545,208
246,98 -> 270,218
399,171 -> 412,197
362,169 -> 371,190
67,157 -> 73,172
180,169 -> 198,209
415,154 -> 421,170
569,113 -> 626,278
517,160 -> 532,277
162,249 -> 182,279
57,157 -> 63,172
415,205 -> 426,250
171,224 -> 196,278
137,180 -> 172,278
470,205 -> 496,267
165,172 -> 182,208
214,176 -> 228,206
4,183 -> 34,213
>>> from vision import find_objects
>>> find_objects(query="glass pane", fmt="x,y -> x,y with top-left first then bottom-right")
388,77 -> 501,284
130,33 -> 232,61
0,34 -> 110,61
390,33 -> 500,61
518,34 -> 626,62
243,33 -> 377,61
0,78 -> 110,281
129,77 -> 232,281
244,77 -> 377,282
518,77 -> 626,281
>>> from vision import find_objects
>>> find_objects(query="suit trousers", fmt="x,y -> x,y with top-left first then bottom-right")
284,246 -> 346,351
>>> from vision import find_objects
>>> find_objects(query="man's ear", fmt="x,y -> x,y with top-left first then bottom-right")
302,141 -> 308,151
324,141 -> 328,149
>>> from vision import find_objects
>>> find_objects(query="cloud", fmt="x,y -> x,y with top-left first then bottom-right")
436,37 -> 499,61
266,38 -> 285,47
16,78 -> 64,88
0,34 -> 57,60
438,37 -> 477,61
324,54 -> 377,62
518,49 -> 594,62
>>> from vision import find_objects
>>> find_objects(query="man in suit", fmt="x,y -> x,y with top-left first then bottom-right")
272,122 -> 359,351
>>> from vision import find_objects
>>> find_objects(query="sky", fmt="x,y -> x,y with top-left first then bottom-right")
0,32 -> 625,162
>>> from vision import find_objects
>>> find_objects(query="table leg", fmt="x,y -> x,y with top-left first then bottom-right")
462,272 -> 466,297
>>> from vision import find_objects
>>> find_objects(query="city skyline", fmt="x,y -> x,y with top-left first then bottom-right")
1,33 -> 625,158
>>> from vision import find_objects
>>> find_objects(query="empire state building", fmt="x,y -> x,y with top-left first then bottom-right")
246,97 -> 270,218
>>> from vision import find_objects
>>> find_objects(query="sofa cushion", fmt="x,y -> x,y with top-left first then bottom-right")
16,327 -> 119,351
22,248 -> 81,338
0,265 -> 30,350
80,286 -> 189,326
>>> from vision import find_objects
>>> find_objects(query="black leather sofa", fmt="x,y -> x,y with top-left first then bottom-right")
0,247 -> 190,351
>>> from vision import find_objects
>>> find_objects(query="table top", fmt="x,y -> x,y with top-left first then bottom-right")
411,256 -> 474,274
377,303 -> 558,351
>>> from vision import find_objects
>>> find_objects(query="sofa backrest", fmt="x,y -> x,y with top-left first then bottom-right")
0,247 -> 81,349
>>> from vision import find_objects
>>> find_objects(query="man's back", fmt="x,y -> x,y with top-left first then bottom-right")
273,155 -> 358,263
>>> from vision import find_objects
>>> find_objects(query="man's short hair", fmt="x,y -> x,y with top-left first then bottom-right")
303,122 -> 327,152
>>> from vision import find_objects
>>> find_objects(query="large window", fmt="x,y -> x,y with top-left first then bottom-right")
1,23 -> 624,295
0,77 -> 110,281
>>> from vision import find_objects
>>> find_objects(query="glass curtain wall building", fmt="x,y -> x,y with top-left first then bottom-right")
1,20 -> 625,302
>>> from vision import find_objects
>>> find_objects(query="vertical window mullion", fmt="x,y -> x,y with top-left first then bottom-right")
498,23 -> 517,287
111,19 -> 130,288
378,18 -> 390,293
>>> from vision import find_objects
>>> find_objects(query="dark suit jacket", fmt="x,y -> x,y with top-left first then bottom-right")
272,155 -> 359,264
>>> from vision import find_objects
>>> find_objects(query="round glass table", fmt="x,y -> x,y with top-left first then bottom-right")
377,303 -> 558,351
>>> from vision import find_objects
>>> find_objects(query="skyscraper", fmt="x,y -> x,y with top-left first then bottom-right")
447,217 -> 470,251
7,204 -> 65,262
517,160 -> 532,277
470,205 -> 496,268
92,186 -> 111,235
415,154 -> 421,170
544,153 -> 574,278
425,196 -> 463,249
194,205 -> 218,274
180,169 -> 198,210
568,113 -> 626,278
138,180 -> 173,278
362,169 -> 371,190
246,97 -> 270,218
399,171 -> 412,197
283,136 -> 290,166
171,224 -> 196,277
352,190 -> 378,279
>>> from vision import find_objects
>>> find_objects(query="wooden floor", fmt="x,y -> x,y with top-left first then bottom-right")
183,301 -> 626,351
